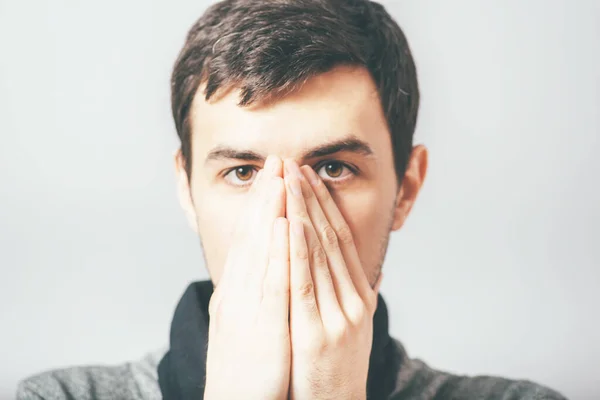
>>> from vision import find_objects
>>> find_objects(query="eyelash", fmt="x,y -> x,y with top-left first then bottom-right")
314,161 -> 358,186
223,161 -> 358,188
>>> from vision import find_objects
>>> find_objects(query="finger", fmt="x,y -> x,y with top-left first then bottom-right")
247,155 -> 285,262
298,165 -> 363,318
301,165 -> 375,310
245,176 -> 286,286
367,272 -> 383,315
214,168 -> 266,301
242,155 -> 285,285
373,271 -> 383,293
284,159 -> 341,322
265,154 -> 284,178
288,218 -> 320,325
221,156 -> 284,290
261,217 -> 290,327
230,155 -> 281,246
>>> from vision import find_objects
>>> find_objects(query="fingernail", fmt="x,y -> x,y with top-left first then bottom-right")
286,160 -> 304,181
303,166 -> 320,187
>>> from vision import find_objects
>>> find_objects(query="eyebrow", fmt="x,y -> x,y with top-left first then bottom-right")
204,136 -> 374,165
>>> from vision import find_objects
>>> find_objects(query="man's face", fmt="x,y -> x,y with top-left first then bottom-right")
176,65 -> 426,287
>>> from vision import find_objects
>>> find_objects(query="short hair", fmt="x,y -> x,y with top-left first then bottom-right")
171,0 -> 419,185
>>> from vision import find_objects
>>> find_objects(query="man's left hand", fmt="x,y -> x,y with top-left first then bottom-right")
283,159 -> 382,400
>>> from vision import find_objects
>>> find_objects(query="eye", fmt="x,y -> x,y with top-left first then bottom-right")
315,161 -> 355,182
224,165 -> 258,187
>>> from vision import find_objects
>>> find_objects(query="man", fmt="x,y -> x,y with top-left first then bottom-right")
17,0 -> 567,399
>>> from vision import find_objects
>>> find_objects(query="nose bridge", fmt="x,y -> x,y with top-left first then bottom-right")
257,124 -> 314,164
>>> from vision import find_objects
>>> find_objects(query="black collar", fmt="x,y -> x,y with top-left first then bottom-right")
158,280 -> 400,400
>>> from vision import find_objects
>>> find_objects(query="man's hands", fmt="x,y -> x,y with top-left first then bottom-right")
204,156 -> 291,400
283,159 -> 380,400
204,156 -> 380,400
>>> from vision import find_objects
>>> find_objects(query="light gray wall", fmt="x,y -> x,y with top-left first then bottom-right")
1,1 -> 598,399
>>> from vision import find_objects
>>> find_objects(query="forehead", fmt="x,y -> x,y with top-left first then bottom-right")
189,65 -> 390,159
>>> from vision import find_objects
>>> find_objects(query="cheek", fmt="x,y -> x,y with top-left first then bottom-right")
332,187 -> 390,253
192,186 -> 246,279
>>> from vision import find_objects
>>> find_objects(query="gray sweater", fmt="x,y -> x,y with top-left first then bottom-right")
16,341 -> 566,400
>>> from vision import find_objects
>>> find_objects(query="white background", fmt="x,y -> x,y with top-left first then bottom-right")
1,1 -> 598,399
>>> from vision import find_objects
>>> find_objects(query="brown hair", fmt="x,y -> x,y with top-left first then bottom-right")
171,0 -> 419,185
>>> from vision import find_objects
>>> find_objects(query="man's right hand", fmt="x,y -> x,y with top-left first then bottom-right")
203,155 -> 290,400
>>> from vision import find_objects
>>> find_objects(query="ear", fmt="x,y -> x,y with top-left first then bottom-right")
391,145 -> 428,231
174,149 -> 199,234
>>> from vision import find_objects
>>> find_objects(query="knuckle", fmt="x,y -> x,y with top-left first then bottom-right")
295,245 -> 309,260
336,224 -> 354,245
313,338 -> 330,356
329,317 -> 350,343
303,183 -> 314,198
295,209 -> 309,221
304,300 -> 320,321
311,246 -> 327,266
320,224 -> 339,249
347,300 -> 368,325
297,281 -> 314,298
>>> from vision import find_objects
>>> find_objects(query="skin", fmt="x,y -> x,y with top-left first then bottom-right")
284,158 -> 382,399
176,65 -> 427,287
174,65 -> 428,399
202,158 -> 291,400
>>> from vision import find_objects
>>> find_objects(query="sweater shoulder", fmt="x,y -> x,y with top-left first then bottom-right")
389,339 -> 567,400
16,349 -> 165,400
